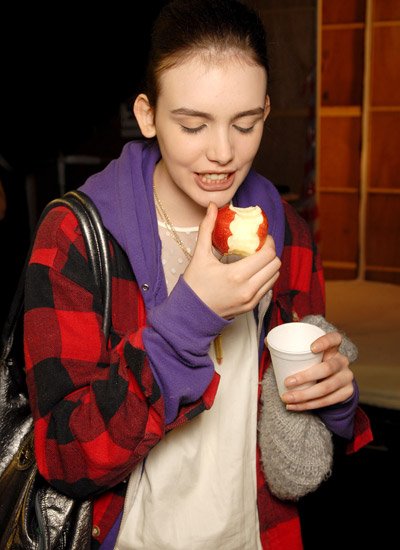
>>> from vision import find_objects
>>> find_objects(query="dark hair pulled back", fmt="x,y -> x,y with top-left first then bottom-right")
145,0 -> 269,106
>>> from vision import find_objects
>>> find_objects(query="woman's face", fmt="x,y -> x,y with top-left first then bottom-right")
144,54 -> 269,217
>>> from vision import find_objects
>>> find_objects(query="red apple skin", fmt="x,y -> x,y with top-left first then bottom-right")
212,205 -> 236,254
212,204 -> 269,256
255,213 -> 269,252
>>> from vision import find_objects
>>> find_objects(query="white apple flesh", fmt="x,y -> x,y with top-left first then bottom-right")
212,204 -> 269,257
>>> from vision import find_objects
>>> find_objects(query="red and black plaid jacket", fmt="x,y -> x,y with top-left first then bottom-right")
24,201 -> 371,549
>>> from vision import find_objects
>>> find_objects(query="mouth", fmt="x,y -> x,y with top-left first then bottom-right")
195,172 -> 235,191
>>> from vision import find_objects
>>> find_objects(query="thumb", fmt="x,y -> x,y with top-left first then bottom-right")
196,202 -> 218,253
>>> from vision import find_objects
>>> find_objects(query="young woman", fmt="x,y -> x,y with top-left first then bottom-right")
24,1 -> 372,548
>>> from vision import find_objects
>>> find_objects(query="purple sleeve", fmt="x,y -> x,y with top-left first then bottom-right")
143,276 -> 230,423
99,512 -> 122,549
316,381 -> 359,439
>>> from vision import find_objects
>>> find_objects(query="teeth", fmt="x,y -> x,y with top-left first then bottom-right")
201,173 -> 229,182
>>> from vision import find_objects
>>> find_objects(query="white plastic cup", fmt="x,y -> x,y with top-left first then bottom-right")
266,322 -> 326,397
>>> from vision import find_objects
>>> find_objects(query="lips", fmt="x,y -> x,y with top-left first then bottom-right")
195,171 -> 235,191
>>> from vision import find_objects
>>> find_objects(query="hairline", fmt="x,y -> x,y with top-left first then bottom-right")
152,47 -> 268,105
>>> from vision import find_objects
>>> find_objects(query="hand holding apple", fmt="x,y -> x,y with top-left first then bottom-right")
212,204 -> 269,257
183,202 -> 280,319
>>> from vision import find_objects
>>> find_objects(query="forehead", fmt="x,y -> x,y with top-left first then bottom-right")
157,54 -> 267,112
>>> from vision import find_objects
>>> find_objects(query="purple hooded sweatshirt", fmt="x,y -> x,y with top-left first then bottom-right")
80,140 -> 358,550
80,140 -> 357,430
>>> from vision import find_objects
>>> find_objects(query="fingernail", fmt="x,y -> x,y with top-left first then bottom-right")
285,377 -> 297,387
283,392 -> 295,403
311,342 -> 322,353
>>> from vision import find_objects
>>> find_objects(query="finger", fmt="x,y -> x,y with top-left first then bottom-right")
259,233 -> 276,252
284,355 -> 348,389
232,255 -> 280,309
247,258 -> 281,297
256,270 -> 280,298
323,347 -> 345,362
195,202 -> 218,254
310,331 -> 342,354
283,366 -> 354,403
284,384 -> 354,411
232,235 -> 278,279
236,271 -> 280,313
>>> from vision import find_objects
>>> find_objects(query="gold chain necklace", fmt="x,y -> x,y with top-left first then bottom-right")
153,183 -> 193,262
153,182 -> 223,364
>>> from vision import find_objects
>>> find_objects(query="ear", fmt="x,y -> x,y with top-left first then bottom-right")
133,94 -> 156,138
263,95 -> 271,121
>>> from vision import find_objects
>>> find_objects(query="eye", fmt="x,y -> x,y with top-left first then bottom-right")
233,124 -> 255,134
180,125 -> 206,134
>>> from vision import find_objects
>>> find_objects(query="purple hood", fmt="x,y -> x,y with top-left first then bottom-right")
80,140 -> 285,311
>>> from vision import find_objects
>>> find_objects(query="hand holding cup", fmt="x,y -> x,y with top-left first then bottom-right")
266,322 -> 326,398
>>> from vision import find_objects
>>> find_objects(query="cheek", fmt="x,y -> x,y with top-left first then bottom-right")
156,121 -> 192,162
168,137 -> 203,167
235,129 -> 264,163
239,139 -> 262,164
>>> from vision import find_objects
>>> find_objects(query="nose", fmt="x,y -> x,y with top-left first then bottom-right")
206,127 -> 234,165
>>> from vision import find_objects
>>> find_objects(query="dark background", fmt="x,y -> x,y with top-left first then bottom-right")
0,5 -> 166,327
0,4 -> 166,171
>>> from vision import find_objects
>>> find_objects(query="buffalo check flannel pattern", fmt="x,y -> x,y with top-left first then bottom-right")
24,202 -> 371,548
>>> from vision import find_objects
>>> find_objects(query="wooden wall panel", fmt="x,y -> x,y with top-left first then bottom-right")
319,117 -> 361,188
365,195 -> 400,268
370,25 -> 400,105
322,0 -> 366,23
319,193 -> 359,262
318,0 -> 400,283
366,269 -> 400,284
321,29 -> 364,105
373,0 -> 400,21
368,112 -> 400,188
323,266 -> 358,280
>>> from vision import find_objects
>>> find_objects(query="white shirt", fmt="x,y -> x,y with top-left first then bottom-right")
116,222 -> 262,550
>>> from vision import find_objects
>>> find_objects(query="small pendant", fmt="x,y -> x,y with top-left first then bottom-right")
214,334 -> 223,364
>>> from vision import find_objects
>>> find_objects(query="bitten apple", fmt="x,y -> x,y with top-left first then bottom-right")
212,204 -> 268,257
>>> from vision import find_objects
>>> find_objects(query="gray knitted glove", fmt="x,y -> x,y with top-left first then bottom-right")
302,314 -> 358,362
258,368 -> 333,501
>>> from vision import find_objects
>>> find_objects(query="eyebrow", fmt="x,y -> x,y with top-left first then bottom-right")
170,107 -> 265,121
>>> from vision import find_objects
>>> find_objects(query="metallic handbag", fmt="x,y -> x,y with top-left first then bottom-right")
0,190 -> 111,549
